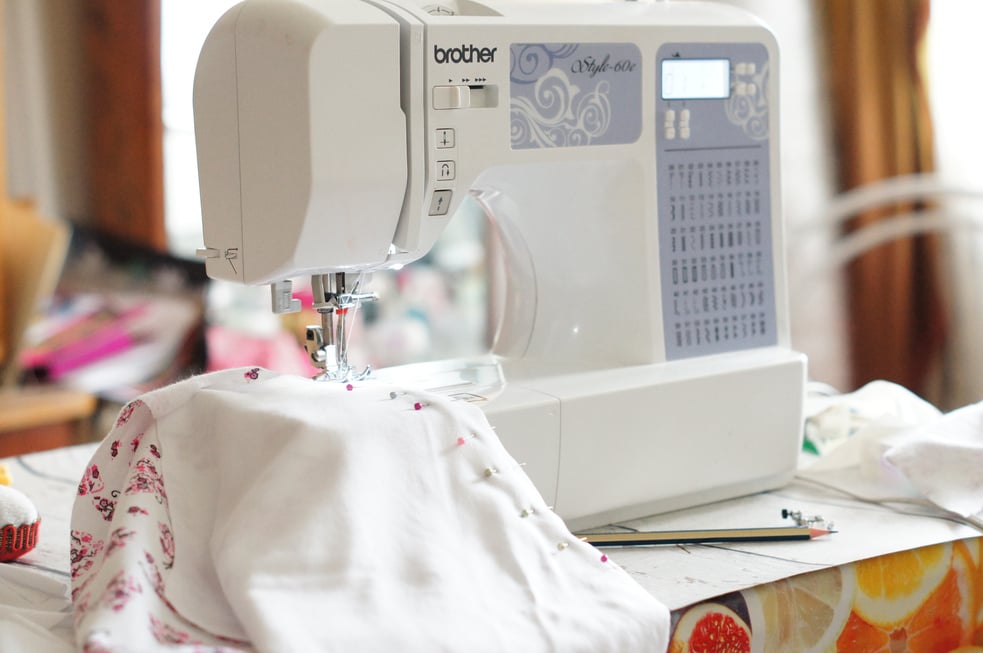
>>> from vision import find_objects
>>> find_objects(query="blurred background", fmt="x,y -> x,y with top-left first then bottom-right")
1,0 -> 981,454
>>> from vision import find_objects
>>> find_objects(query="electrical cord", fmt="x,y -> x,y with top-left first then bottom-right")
793,472 -> 983,533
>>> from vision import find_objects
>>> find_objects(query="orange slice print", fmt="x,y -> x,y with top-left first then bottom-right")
836,549 -> 974,653
853,542 -> 953,629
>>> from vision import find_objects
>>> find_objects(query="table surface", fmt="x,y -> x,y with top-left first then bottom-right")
6,443 -> 980,614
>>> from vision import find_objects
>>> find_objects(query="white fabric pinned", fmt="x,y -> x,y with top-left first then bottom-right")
70,368 -> 668,652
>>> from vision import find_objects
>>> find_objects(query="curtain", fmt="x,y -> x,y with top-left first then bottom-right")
82,0 -> 165,251
816,0 -> 946,396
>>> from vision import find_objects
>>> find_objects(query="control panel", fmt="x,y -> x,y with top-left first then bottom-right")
656,43 -> 777,360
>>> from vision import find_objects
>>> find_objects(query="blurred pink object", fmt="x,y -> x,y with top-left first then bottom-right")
206,325 -> 318,377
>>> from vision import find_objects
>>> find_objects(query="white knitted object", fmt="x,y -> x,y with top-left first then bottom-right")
0,485 -> 38,527
0,483 -> 40,562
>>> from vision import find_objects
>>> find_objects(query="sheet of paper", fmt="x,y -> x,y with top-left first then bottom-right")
604,478 -> 979,609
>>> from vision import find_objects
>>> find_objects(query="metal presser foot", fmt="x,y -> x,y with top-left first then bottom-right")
304,272 -> 376,383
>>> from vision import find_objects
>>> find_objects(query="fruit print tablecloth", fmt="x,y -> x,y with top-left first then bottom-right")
667,537 -> 983,653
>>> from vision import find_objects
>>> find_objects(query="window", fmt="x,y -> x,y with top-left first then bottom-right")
161,0 -> 238,257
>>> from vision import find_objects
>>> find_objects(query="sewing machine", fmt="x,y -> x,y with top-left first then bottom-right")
194,0 -> 806,529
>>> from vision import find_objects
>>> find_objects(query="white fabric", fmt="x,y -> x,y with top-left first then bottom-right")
802,380 -> 942,467
883,400 -> 983,518
70,368 -> 669,652
801,381 -> 983,521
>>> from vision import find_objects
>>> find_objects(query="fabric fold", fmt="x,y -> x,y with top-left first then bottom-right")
70,368 -> 668,652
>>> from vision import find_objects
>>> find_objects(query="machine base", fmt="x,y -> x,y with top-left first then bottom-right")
376,348 -> 807,530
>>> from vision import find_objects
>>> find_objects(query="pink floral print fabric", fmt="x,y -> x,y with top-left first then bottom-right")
69,367 -> 668,652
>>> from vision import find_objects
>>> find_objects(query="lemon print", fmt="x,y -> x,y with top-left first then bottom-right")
852,542 -> 952,629
953,537 -> 983,640
745,564 -> 854,652
952,539 -> 981,639
955,537 -> 981,569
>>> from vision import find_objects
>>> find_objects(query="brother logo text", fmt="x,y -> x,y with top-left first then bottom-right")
434,44 -> 498,64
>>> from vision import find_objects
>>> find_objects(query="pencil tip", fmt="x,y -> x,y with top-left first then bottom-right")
809,527 -> 837,538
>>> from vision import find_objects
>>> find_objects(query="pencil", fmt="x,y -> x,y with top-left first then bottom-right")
579,526 -> 835,547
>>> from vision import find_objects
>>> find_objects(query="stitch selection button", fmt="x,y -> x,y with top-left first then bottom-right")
436,160 -> 456,181
429,190 -> 452,216
435,128 -> 455,149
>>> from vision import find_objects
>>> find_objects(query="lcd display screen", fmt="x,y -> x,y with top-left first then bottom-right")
661,59 -> 731,100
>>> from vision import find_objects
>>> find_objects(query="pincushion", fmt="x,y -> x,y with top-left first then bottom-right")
0,484 -> 40,562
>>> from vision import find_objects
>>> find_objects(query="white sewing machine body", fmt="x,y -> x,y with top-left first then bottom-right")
194,0 -> 806,529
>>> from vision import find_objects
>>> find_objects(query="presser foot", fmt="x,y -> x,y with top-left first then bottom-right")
312,364 -> 373,384
305,327 -> 372,383
305,271 -> 376,384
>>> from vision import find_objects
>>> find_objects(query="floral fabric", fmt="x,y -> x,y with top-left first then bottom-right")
70,368 -> 668,652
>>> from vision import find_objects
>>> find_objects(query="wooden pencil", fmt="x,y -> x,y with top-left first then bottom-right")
579,526 -> 835,547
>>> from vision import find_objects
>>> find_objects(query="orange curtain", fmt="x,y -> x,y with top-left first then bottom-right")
81,0 -> 165,251
816,0 -> 946,395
